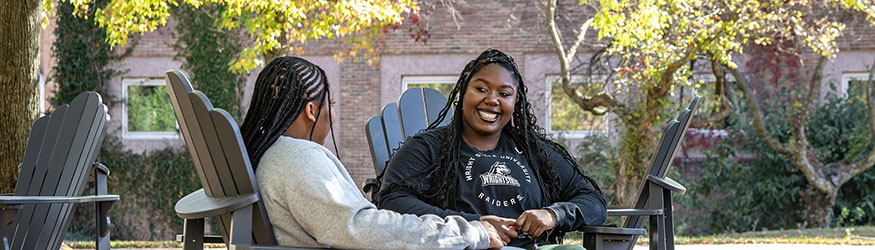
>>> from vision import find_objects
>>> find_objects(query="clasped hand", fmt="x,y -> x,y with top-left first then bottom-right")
480,209 -> 557,248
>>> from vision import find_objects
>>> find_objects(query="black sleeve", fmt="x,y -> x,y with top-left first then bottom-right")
375,134 -> 481,222
542,146 -> 607,231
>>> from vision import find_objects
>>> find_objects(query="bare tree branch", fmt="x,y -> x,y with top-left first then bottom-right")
691,58 -> 735,128
798,56 -> 827,130
790,56 -> 832,194
547,0 -> 625,117
565,18 -> 593,65
727,65 -> 793,156
691,96 -> 733,128
649,47 -> 698,101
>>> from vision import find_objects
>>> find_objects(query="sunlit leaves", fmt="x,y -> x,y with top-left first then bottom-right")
591,0 -> 875,85
55,0 -> 416,72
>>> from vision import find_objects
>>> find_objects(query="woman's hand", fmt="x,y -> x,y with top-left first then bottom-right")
479,215 -> 518,243
479,221 -> 506,249
515,209 -> 556,238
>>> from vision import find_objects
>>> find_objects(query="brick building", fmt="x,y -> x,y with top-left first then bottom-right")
37,0 -> 875,191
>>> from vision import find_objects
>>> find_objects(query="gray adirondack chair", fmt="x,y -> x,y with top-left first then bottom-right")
363,88 -> 700,250
581,96 -> 701,250
165,70 -> 325,250
0,91 -> 118,250
362,87 -> 451,194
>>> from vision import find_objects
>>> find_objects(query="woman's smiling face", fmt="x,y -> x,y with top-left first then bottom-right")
461,63 -> 517,139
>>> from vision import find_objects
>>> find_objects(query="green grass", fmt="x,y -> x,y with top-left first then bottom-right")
64,226 -> 875,248
63,240 -> 226,249
562,226 -> 875,246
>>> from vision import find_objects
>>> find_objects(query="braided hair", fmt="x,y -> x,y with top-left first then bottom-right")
240,56 -> 338,168
419,49 -> 602,209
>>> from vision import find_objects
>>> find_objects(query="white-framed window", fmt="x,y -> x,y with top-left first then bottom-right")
401,75 -> 458,97
39,72 -> 45,115
545,75 -> 607,138
841,72 -> 873,100
122,78 -> 179,139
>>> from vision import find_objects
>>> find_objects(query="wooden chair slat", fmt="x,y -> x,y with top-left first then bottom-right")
661,96 -> 700,177
399,88 -> 428,140
381,103 -> 404,155
210,109 -> 256,195
251,200 -> 277,245
14,116 -> 49,196
165,71 -> 217,197
422,88 -> 451,127
190,91 -> 239,197
366,116 -> 390,175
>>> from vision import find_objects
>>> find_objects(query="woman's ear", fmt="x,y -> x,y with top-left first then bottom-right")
303,101 -> 318,122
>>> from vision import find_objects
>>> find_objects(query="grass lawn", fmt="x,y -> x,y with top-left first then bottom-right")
65,226 -> 875,248
561,226 -> 875,246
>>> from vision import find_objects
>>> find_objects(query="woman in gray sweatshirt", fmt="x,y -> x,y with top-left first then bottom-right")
237,56 -> 506,249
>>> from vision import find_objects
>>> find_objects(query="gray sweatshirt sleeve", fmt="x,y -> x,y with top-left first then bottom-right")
261,145 -> 489,249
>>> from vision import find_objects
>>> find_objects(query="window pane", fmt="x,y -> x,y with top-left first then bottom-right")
551,81 -> 603,131
847,78 -> 871,104
409,83 -> 455,97
127,85 -> 176,132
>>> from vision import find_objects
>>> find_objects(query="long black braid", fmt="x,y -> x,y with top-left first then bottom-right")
240,56 -> 338,168
418,49 -> 602,210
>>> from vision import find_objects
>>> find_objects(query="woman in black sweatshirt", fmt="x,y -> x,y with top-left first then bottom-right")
376,49 -> 607,249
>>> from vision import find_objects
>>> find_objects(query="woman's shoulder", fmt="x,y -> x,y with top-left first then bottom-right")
259,137 -> 332,168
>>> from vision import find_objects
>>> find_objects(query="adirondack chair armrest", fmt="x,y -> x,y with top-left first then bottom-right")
175,234 -> 225,243
0,195 -> 119,205
93,163 -> 110,176
580,226 -> 646,250
362,178 -> 378,193
580,226 -> 646,235
646,175 -> 686,194
175,188 -> 260,219
606,208 -> 663,216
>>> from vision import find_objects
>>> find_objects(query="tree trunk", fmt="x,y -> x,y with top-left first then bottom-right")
0,0 -> 42,193
801,188 -> 837,228
262,15 -> 290,64
263,45 -> 289,66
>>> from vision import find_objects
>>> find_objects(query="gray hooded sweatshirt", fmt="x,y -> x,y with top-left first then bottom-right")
256,136 -> 490,249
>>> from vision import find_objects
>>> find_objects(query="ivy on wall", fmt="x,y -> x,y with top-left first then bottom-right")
171,3 -> 247,120
49,0 -> 121,106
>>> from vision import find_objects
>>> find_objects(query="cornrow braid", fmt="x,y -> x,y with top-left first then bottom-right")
419,49 -> 601,209
240,56 -> 338,168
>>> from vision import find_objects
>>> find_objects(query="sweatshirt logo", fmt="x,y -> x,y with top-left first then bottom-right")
479,162 -> 520,187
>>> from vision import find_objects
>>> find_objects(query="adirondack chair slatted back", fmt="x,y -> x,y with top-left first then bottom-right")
367,88 -> 450,175
399,88 -> 452,140
8,92 -> 108,250
382,103 -> 405,157
164,70 -> 276,245
621,120 -> 679,231
422,88 -> 452,128
623,96 -> 700,229
365,116 -> 390,176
